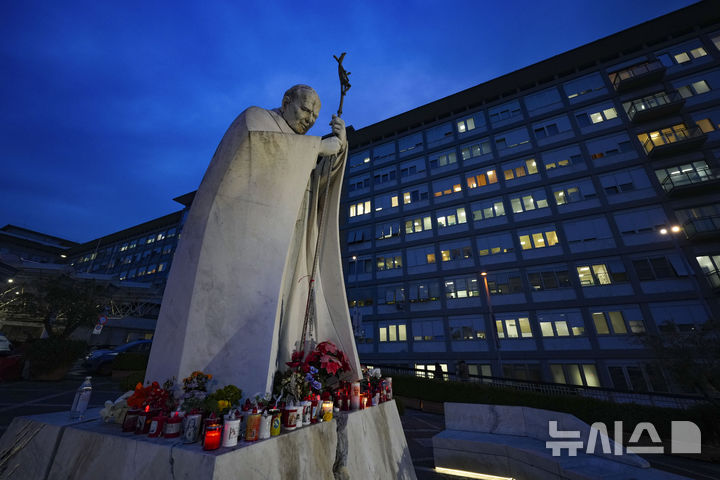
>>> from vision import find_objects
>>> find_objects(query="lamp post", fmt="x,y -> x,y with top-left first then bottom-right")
481,272 -> 502,377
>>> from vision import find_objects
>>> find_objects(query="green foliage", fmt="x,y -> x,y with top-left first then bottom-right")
204,385 -> 243,415
120,370 -> 146,391
25,337 -> 87,375
112,352 -> 150,371
393,375 -> 719,444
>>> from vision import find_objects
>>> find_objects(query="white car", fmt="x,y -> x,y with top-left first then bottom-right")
0,334 -> 12,354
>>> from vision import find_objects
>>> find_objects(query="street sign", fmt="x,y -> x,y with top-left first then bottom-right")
98,315 -> 108,325
92,324 -> 103,335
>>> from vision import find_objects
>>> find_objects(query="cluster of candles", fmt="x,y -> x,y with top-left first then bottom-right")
117,377 -> 392,452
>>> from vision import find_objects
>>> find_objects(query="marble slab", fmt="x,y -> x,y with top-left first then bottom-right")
0,401 -> 415,480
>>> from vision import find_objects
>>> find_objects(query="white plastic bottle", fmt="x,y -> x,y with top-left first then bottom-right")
70,376 -> 92,419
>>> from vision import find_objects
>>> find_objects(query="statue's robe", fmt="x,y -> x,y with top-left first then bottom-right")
145,107 -> 361,396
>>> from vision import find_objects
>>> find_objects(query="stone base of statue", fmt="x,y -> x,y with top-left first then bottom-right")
0,400 -> 415,480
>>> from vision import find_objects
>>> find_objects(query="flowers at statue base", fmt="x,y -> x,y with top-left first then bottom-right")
126,379 -> 177,412
203,384 -> 243,416
180,370 -> 213,412
275,341 -> 353,403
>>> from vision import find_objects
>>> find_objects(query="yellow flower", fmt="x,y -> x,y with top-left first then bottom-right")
218,400 -> 230,410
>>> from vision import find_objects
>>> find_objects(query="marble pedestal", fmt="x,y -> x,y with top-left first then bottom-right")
0,400 -> 415,480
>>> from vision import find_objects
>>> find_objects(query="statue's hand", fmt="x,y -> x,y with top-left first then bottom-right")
330,114 -> 346,144
319,136 -> 342,156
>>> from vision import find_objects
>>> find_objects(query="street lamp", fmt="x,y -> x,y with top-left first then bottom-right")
480,271 -> 502,377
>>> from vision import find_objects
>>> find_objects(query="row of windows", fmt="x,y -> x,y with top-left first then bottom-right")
118,262 -> 168,280
349,35 -> 720,171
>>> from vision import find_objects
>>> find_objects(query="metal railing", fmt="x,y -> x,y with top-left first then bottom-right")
640,125 -> 705,155
627,90 -> 683,121
660,168 -> 719,193
611,60 -> 665,90
372,363 -> 714,410
683,215 -> 720,238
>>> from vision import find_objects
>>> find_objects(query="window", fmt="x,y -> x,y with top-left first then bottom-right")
376,222 -> 400,240
550,364 -> 600,387
347,228 -> 370,245
399,157 -> 426,178
677,80 -> 711,98
406,244 -> 436,266
486,270 -> 523,294
460,138 -> 492,160
600,167 -> 651,196
553,182 -> 594,206
349,176 -> 370,192
471,198 -> 506,222
408,280 -> 441,302
524,87 -> 562,115
349,200 -> 371,217
398,132 -> 424,157
439,244 -> 472,262
538,310 -> 584,337
405,215 -> 432,235
437,207 -> 467,228
696,255 -> 720,289
402,187 -> 429,205
413,319 -> 444,341
373,141 -> 396,163
348,257 -> 373,274
432,177 -> 463,198
376,253 -> 402,271
425,122 -> 454,148
349,151 -> 371,169
564,217 -> 614,250
379,323 -> 407,342
347,287 -> 374,307
457,116 -> 476,133
592,308 -> 645,335
489,100 -> 523,126
465,169 -> 498,189
632,255 -> 687,280
449,316 -> 486,340
658,45 -> 707,66
158,262 -> 167,272
563,73 -> 606,101
613,206 -> 667,238
146,264 -> 157,275
509,189 -> 549,214
373,193 -> 399,212
494,127 -> 530,152
445,275 -> 480,298
527,265 -> 571,290
650,301 -> 708,332
541,145 -> 585,172
373,167 -> 396,186
575,106 -> 618,127
636,123 -> 699,154
429,150 -> 457,169
586,133 -> 632,161
377,284 -> 405,305
502,158 -> 538,182
477,233 -> 514,256
518,229 -> 559,250
496,315 -> 533,339
576,260 -> 627,286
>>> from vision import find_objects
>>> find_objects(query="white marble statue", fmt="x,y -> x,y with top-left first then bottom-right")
145,85 -> 361,396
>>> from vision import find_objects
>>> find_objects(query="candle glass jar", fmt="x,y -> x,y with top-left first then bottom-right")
203,418 -> 222,451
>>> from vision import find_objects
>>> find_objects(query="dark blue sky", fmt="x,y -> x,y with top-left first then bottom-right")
0,0 -> 696,242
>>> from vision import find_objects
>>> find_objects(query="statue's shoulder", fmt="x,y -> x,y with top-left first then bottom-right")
240,106 -> 282,132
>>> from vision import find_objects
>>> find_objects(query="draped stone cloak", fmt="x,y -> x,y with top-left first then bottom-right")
145,106 -> 361,396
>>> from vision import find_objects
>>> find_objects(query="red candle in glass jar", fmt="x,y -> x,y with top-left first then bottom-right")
203,422 -> 222,450
135,406 -> 152,434
148,414 -> 166,438
122,409 -> 140,432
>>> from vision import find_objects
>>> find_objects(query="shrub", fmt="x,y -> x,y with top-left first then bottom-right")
112,352 -> 149,371
25,337 -> 87,378
121,370 -> 147,391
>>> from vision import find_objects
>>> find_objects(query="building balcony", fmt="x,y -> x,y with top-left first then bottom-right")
683,215 -> 720,240
639,125 -> 707,158
661,168 -> 720,197
611,61 -> 666,92
626,91 -> 685,123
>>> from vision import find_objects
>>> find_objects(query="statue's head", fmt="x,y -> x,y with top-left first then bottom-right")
280,85 -> 321,135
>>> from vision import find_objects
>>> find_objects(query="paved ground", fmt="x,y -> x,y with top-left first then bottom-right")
1,368 -> 719,480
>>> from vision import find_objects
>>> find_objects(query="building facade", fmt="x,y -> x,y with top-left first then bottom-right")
340,2 -> 720,392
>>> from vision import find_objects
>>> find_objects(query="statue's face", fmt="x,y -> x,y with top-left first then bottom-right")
282,90 -> 320,135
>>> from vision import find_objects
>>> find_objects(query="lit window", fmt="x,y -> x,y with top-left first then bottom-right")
674,52 -> 691,64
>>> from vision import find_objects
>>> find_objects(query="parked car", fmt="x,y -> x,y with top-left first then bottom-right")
82,339 -> 152,375
0,334 -> 12,354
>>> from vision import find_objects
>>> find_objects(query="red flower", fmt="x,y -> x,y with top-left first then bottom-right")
286,350 -> 305,369
321,354 -> 342,375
